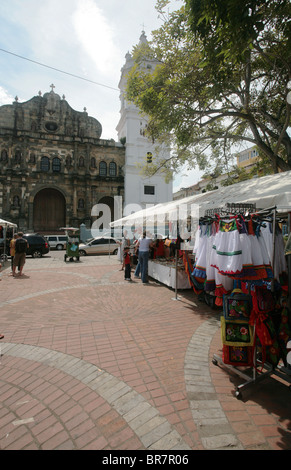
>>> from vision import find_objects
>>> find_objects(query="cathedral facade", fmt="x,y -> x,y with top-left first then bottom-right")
0,85 -> 125,233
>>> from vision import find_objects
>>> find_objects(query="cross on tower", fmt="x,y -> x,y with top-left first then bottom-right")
50,84 -> 55,92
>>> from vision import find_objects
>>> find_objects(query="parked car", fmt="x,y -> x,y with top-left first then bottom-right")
79,237 -> 119,256
23,234 -> 50,258
44,235 -> 67,250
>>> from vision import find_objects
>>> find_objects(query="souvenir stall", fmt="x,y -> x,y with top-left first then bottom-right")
205,205 -> 291,398
110,200 -> 192,290
110,172 -> 291,395
0,218 -> 18,264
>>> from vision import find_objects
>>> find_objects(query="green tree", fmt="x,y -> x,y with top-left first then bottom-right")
126,0 -> 291,178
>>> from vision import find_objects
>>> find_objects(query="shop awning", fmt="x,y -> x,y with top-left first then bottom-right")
110,170 -> 291,228
0,218 -> 17,228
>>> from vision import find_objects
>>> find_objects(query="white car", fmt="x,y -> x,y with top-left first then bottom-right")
45,235 -> 68,250
79,237 -> 119,256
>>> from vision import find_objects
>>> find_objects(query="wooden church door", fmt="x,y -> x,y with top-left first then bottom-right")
33,188 -> 66,232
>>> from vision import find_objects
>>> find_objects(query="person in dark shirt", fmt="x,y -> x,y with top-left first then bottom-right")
123,246 -> 131,281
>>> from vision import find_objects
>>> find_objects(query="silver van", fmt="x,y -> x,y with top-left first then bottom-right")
45,235 -> 67,250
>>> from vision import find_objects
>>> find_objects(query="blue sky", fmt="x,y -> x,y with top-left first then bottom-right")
0,0 -> 203,191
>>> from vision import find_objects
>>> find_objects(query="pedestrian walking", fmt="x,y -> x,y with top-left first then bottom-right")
12,232 -> 28,277
9,233 -> 18,272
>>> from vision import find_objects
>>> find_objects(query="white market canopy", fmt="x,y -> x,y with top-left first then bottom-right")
0,218 -> 17,228
110,170 -> 291,228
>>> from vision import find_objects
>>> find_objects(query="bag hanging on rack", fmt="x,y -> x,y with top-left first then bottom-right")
221,317 -> 254,347
222,345 -> 253,367
223,288 -> 252,321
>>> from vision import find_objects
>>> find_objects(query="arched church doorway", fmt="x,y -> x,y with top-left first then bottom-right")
33,188 -> 66,233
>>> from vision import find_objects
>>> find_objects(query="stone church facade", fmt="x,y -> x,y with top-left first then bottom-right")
0,85 -> 125,233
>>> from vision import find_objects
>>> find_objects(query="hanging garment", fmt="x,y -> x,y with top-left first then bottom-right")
211,218 -> 243,276
247,219 -> 270,281
261,222 -> 287,282
191,224 -> 208,280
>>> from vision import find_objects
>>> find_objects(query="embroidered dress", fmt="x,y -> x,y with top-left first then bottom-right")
234,219 -> 256,280
211,219 -> 243,276
247,220 -> 269,281
192,224 -> 208,280
256,224 -> 273,280
205,225 -> 216,292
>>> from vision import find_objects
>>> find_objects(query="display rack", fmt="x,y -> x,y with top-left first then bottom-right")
212,348 -> 276,399
210,205 -> 291,399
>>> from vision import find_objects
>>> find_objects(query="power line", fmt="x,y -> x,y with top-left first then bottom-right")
0,47 -> 119,91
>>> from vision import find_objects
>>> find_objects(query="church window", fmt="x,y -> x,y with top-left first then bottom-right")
144,185 -> 155,195
79,156 -> 85,167
109,162 -> 117,177
90,157 -> 96,168
41,156 -> 50,172
45,122 -> 58,132
52,157 -> 61,173
99,161 -> 107,176
1,149 -> 8,162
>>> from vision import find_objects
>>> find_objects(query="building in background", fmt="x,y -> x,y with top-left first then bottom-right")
116,32 -> 173,214
236,146 -> 260,170
173,146 -> 264,200
0,86 -> 124,233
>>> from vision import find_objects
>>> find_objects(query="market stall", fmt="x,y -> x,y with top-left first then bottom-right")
0,218 -> 18,263
110,171 -> 291,395
148,258 -> 191,290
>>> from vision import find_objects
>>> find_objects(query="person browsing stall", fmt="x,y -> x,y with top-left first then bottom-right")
136,231 -> 154,284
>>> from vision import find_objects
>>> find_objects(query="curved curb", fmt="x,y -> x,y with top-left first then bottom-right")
185,318 -> 243,450
1,343 -> 191,451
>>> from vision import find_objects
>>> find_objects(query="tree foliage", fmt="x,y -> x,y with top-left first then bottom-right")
126,0 -> 291,178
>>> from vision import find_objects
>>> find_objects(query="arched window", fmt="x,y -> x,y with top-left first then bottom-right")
52,157 -> 61,173
79,156 -> 85,167
109,162 -> 117,177
99,161 -> 107,176
90,157 -> 96,168
40,156 -> 50,172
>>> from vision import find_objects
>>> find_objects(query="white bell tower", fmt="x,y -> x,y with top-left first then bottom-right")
116,32 -> 173,215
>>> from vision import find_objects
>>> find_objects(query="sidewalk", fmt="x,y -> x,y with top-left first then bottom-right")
0,251 -> 290,451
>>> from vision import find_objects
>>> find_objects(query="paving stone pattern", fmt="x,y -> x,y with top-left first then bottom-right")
0,253 -> 290,450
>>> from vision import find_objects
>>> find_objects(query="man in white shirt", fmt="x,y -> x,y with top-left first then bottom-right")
136,231 -> 154,284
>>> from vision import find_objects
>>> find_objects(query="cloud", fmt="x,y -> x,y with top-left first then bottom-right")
173,167 -> 204,193
0,86 -> 14,105
72,0 -> 120,76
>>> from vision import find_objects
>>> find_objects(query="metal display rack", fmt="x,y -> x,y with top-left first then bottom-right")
210,205 -> 291,399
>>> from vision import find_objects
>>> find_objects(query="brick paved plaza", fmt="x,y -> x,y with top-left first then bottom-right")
0,251 -> 290,450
